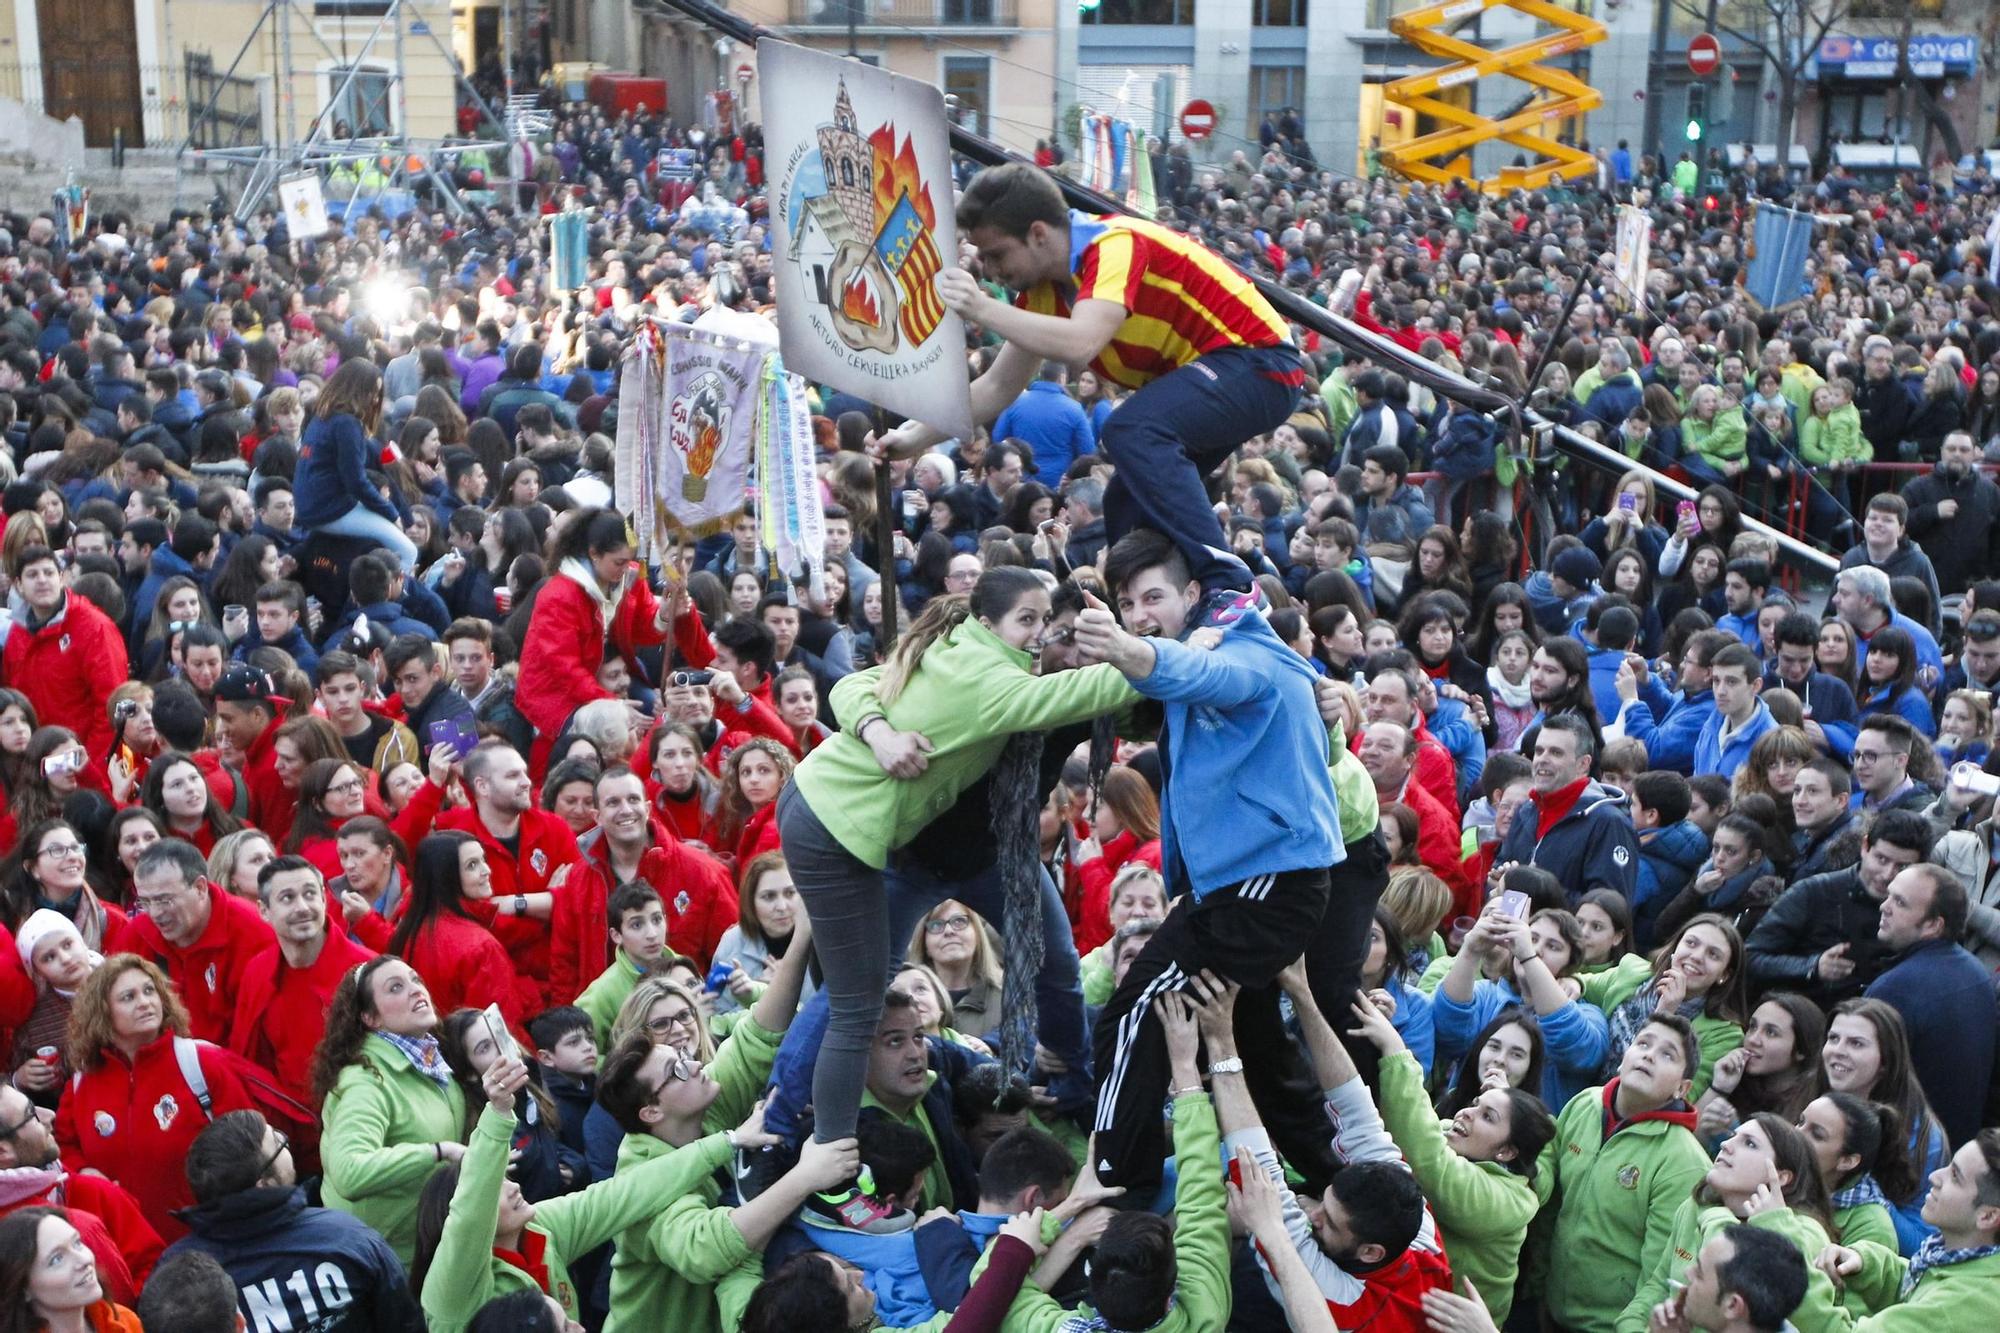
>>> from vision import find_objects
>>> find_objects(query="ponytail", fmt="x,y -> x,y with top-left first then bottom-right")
876,595 -> 972,706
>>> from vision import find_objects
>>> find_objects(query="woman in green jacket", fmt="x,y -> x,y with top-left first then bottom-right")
777,567 -> 1134,1156
1798,1092 -> 1911,1266
1349,992 -> 1555,1326
314,956 -> 470,1265
414,1048 -> 772,1333
1620,1113 -> 1846,1333
1588,913 -> 1749,1097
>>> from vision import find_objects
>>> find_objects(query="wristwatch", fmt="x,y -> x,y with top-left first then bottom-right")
1207,1057 -> 1245,1077
514,894 -> 529,916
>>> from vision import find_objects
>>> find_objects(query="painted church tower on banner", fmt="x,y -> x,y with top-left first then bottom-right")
818,80 -> 876,241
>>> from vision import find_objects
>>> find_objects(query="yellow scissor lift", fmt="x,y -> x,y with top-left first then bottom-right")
1381,0 -> 1608,191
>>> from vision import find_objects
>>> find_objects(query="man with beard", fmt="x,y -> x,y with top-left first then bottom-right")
1496,713 -> 1639,904
1902,432 -> 2000,596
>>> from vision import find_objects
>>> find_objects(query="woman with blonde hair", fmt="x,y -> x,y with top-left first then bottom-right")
906,899 -> 1004,1038
55,955 -> 260,1238
1381,865 -> 1455,968
206,828 -> 277,901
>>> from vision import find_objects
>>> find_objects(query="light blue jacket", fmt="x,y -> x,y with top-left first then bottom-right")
1130,607 -> 1343,894
1432,977 -> 1610,1110
1692,699 -> 1778,779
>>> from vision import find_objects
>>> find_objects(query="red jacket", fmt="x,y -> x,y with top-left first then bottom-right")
1073,832 -> 1163,956
1399,776 -> 1480,918
127,880 -> 276,1046
228,929 -> 377,1106
549,820 -> 736,1003
2,593 -> 129,757
395,911 -> 536,1038
0,921 -> 35,1053
514,566 -> 712,775
649,782 -> 720,849
242,706 -> 295,845
1351,713 -> 1459,820
0,1168 -> 162,1305
733,802 -> 781,869
55,1032 -> 258,1240
434,806 -> 583,1003
296,776 -> 445,883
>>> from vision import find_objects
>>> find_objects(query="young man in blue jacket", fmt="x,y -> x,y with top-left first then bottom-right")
1072,527 -> 1347,1194
1613,629 -> 1729,774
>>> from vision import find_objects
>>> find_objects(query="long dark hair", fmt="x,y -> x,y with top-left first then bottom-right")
1816,997 -> 1945,1201
1468,582 -> 1540,663
310,955 -> 406,1104
0,817 -> 82,930
1817,1091 -> 1919,1206
1860,625 -> 1919,702
0,688 -> 37,797
1696,1112 -> 1834,1233
1437,1007 -> 1547,1118
316,358 -> 384,436
141,749 -> 244,841
209,534 -> 275,615
1735,992 -> 1827,1123
285,757 -> 360,852
387,832 -> 482,957
439,1007 -> 559,1137
0,1206 -> 73,1333
1648,913 -> 1751,1024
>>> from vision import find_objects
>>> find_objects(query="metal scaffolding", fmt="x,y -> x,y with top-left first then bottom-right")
175,0 -> 515,220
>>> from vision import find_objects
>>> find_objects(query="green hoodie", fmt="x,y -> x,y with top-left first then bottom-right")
1840,1240 -> 2000,1331
576,950 -> 645,1050
799,621 -> 1135,868
1683,406 -> 1750,471
1619,1199 -> 1842,1333
1800,403 -> 1868,468
422,1105 -> 734,1333
1540,1083 -> 1711,1332
321,1033 -> 470,1265
1378,1050 -> 1540,1324
602,1133 -> 752,1333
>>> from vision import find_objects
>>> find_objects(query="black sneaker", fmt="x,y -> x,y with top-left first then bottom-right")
732,1142 -> 796,1203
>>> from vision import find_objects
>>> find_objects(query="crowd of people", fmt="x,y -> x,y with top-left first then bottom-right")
0,82 -> 1997,1333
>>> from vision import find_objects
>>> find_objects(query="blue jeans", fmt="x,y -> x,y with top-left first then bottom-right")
762,857 -> 1088,1144
1098,344 -> 1303,593
320,504 -> 419,572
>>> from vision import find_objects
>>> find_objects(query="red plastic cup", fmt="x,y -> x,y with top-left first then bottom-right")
493,586 -> 514,614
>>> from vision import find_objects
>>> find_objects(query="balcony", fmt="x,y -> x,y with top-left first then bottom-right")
786,0 -> 1021,32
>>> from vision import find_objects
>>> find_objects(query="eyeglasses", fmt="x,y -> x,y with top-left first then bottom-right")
326,777 -> 366,797
36,842 -> 85,861
645,1008 -> 698,1035
133,889 -> 189,911
662,1054 -> 699,1084
925,914 -> 973,936
255,1130 -> 291,1180
0,1102 -> 40,1140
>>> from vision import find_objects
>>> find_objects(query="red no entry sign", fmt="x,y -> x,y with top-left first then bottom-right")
1179,99 -> 1215,141
1688,33 -> 1721,77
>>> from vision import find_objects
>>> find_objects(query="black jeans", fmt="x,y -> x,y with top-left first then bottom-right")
1090,866 -> 1332,1194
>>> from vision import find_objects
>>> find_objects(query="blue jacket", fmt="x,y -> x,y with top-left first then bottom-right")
1524,569 -> 1596,636
1857,682 -> 1935,735
1428,410 -> 1497,480
911,1210 -> 1009,1313
1693,700 -> 1778,779
232,623 -> 320,676
1617,684 -> 1715,775
128,544 -> 198,646
1496,778 -> 1640,905
330,599 -> 438,646
1766,669 -> 1859,760
164,1186 -> 421,1333
1866,941 -> 1997,1148
1856,611 -> 1944,682
1715,610 -> 1762,649
297,413 -> 399,528
1129,606 -> 1342,895
1586,644 -> 1630,730
1432,976 -> 1610,1111
1342,401 -> 1422,465
993,381 -> 1096,488
1582,370 -> 1644,429
782,1211 -> 935,1327
1360,484 -> 1436,541
1634,820 -> 1710,951
1427,696 -> 1485,809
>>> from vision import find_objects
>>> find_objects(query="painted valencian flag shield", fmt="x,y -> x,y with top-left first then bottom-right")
759,37 -> 973,443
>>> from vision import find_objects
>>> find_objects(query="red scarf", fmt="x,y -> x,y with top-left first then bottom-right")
1532,776 -> 1591,841
494,1228 -> 551,1294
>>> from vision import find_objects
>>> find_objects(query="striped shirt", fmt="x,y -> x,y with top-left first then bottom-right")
1016,210 -> 1291,390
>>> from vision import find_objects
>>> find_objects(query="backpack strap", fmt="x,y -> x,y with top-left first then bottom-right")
173,1035 -> 214,1117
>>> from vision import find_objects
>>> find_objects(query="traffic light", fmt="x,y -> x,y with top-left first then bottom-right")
1686,117 -> 1703,141
1685,83 -> 1707,145
1079,0 -> 1102,10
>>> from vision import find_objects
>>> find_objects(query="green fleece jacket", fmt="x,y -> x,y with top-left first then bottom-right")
797,620 -> 1135,868
1781,364 -> 1825,420
576,951 -> 644,1050
1801,404 -> 1869,468
1578,957 -> 1745,1097
602,1133 -> 751,1333
1683,407 -> 1750,470
1378,1050 -> 1539,1325
1839,1241 -> 2000,1331
1573,366 -> 1642,408
1620,1199 -> 1842,1333
1541,1084 -> 1712,1332
706,1015 -> 782,1132
422,1104 -> 734,1333
1834,1200 -> 1898,1260
320,1034 -> 470,1265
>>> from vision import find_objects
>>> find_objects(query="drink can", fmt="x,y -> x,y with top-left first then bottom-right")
36,1045 -> 59,1065
494,586 -> 514,614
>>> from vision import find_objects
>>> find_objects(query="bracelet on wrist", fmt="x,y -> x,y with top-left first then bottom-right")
1206,1057 -> 1245,1077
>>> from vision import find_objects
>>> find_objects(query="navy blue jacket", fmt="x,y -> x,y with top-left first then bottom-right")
128,544 -> 200,648
1496,779 -> 1640,907
992,381 -> 1096,488
232,623 -> 320,676
1428,409 -> 1498,480
1866,941 -> 1997,1146
1634,819 -> 1709,950
165,1186 -> 421,1333
1764,669 -> 1859,761
297,413 -> 398,528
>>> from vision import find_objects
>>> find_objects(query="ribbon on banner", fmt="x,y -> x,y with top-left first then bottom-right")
551,209 -> 590,292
